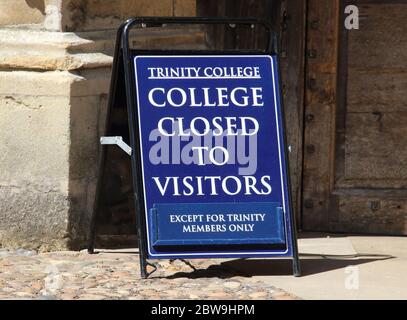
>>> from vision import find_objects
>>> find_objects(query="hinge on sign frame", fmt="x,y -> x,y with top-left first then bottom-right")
100,136 -> 132,156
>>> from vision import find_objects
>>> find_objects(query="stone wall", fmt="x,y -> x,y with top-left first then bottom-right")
0,0 -> 196,31
0,0 -> 199,251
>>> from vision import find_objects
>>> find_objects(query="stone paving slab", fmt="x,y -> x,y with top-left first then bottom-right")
0,249 -> 298,300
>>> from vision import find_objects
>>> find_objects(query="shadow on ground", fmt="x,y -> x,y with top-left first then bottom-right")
161,254 -> 394,279
96,248 -> 394,279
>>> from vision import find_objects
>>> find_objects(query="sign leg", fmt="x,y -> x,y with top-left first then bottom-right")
87,218 -> 96,254
87,145 -> 106,254
293,256 -> 301,277
88,124 -> 111,254
139,255 -> 148,279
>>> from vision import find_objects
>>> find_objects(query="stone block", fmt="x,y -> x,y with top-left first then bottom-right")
0,0 -> 64,31
64,0 -> 174,32
174,0 -> 196,16
122,0 -> 173,17
0,0 -> 46,27
86,0 -> 124,18
0,69 -> 109,251
1,0 -> 197,32
0,92 -> 71,250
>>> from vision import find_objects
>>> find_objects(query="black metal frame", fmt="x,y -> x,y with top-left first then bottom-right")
88,16 -> 301,278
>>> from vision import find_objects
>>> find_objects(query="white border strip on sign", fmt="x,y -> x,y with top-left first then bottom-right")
134,55 -> 289,257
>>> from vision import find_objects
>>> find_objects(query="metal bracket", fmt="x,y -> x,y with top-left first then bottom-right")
100,136 -> 132,156
145,261 -> 159,278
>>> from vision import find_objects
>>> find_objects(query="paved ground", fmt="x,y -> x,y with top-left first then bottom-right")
0,249 -> 296,300
1,234 -> 406,300
228,234 -> 407,300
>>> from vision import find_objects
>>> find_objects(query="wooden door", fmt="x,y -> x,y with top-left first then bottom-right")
302,0 -> 407,235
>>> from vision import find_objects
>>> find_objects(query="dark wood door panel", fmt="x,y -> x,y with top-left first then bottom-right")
303,0 -> 407,235
338,112 -> 407,188
302,0 -> 340,231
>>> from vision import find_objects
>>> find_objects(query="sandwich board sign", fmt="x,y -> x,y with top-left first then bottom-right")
88,17 -> 301,278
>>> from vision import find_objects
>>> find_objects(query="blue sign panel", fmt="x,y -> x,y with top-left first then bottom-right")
134,55 -> 295,259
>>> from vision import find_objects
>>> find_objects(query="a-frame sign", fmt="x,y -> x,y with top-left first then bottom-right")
88,17 -> 301,279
